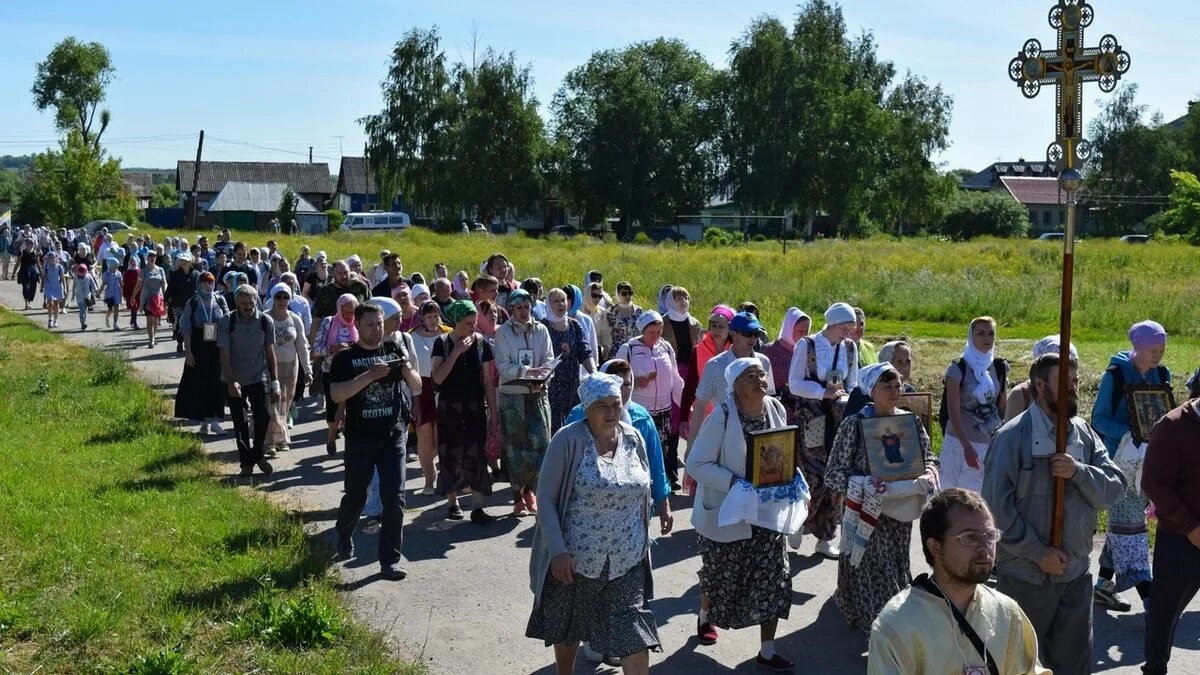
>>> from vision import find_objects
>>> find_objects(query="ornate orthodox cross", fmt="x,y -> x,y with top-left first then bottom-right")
1008,0 -> 1131,171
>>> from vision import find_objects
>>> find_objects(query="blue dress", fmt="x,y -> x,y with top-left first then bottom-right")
42,263 -> 64,302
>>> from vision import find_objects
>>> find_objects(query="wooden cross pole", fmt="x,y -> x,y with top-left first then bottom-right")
1008,0 -> 1130,547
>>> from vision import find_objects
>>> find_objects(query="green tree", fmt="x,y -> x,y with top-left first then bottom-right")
324,208 -> 345,233
937,190 -> 1030,241
22,131 -> 135,227
1159,170 -> 1200,242
0,171 -> 23,204
360,28 -> 452,216
277,187 -> 298,232
553,38 -> 723,238
149,182 -> 178,209
449,49 -> 545,225
1086,83 -> 1184,233
32,37 -> 115,151
722,2 -> 952,237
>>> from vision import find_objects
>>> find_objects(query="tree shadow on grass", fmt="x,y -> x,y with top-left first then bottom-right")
108,474 -> 202,493
87,410 -> 166,445
140,446 -> 205,474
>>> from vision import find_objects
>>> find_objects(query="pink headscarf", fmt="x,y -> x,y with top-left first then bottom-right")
326,293 -> 359,349
709,304 -> 735,323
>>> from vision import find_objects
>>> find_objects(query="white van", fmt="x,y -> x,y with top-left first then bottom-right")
341,212 -> 412,231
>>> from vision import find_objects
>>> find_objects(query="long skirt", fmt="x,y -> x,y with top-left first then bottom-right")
795,396 -> 844,541
527,560 -> 660,658
266,353 -> 298,448
500,391 -> 552,495
174,331 -> 226,421
436,397 -> 493,496
697,526 -> 791,629
834,515 -> 913,633
1100,485 -> 1153,592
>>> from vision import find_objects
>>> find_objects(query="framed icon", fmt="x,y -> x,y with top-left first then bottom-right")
859,413 -> 925,482
1127,384 -> 1175,445
745,426 -> 798,489
899,392 -> 933,433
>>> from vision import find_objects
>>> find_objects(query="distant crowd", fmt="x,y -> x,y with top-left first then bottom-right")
7,222 -> 1199,675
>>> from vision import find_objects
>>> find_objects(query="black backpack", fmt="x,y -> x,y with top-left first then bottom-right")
1105,363 -> 1170,415
938,358 -> 1008,434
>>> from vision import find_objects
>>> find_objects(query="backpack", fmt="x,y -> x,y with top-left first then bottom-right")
938,358 -> 1009,434
228,309 -> 272,337
1106,363 -> 1170,416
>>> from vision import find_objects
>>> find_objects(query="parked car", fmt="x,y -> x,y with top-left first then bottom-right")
549,225 -> 579,238
84,219 -> 134,235
1119,234 -> 1149,244
1037,232 -> 1065,241
341,211 -> 411,232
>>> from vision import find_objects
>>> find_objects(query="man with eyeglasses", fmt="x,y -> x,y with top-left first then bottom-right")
869,488 -> 1048,674
982,352 -> 1125,675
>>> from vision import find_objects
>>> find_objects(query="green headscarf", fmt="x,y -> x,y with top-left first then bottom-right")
444,299 -> 478,326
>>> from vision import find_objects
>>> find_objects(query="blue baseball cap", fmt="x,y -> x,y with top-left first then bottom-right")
730,312 -> 762,334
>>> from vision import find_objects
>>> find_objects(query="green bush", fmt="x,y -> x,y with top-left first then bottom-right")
938,191 -> 1030,241
324,209 -> 345,233
233,579 -> 343,650
632,231 -> 653,245
703,227 -> 739,247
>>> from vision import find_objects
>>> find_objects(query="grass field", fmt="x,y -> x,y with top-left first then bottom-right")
168,228 -> 1199,411
0,310 -> 418,674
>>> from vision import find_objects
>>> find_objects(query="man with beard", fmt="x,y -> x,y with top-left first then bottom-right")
869,488 -> 1048,674
982,352 -> 1125,675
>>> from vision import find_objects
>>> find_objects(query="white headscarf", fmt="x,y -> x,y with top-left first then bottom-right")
666,292 -> 692,323
268,282 -> 292,300
857,362 -> 897,395
776,307 -> 808,346
578,373 -> 624,410
368,296 -> 402,321
823,302 -> 855,329
724,356 -> 762,397
877,340 -> 908,364
962,321 -> 998,403
1032,334 -> 1077,360
636,310 -> 663,333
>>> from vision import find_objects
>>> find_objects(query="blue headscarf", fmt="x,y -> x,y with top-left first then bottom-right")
566,284 -> 583,317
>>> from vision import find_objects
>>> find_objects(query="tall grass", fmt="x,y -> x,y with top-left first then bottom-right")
0,309 -> 416,674
172,229 -> 1198,339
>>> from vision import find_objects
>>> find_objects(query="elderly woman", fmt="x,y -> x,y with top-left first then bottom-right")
411,300 -> 452,495
313,293 -> 359,456
845,340 -> 918,419
616,311 -> 684,490
686,357 -> 804,671
542,287 -> 596,432
494,289 -> 555,515
1006,335 -> 1076,421
264,283 -> 311,455
786,301 -> 861,558
1090,320 -> 1171,614
762,307 -> 810,397
941,316 -> 1007,492
826,363 -> 937,634
431,300 -> 498,523
176,271 -> 230,435
527,373 -> 659,675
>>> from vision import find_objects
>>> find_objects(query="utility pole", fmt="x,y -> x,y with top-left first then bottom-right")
187,130 -> 204,231
308,146 -> 313,164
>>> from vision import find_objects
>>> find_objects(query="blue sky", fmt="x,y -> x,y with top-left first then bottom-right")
2,0 -> 1196,172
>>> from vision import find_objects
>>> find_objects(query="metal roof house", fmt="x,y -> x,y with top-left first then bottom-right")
332,157 -> 401,213
176,160 -> 332,228
204,181 -> 318,231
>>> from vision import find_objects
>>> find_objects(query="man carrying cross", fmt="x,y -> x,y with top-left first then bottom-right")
982,353 -> 1125,675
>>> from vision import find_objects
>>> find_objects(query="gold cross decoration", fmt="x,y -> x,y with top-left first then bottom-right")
1008,0 -> 1131,170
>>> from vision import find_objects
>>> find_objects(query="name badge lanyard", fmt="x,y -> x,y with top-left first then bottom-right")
200,297 -> 218,341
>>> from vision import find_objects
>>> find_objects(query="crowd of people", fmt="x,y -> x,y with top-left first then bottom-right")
7,221 -> 1199,675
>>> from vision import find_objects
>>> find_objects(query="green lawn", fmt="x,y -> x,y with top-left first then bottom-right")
0,310 -> 418,674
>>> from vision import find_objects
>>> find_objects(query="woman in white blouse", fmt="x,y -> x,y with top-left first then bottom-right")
410,300 -> 452,495
264,283 -> 311,455
785,301 -> 860,559
615,311 -> 684,490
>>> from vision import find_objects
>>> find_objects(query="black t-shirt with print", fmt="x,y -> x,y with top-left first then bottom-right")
328,340 -> 411,438
430,334 -> 494,402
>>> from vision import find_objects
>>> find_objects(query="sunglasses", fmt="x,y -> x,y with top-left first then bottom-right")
619,290 -> 633,297
590,294 -> 603,300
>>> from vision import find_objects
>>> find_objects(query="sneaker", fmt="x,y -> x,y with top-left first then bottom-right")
81,323 -> 87,331
755,653 -> 795,672
264,446 -> 278,459
815,539 -> 840,560
470,508 -> 496,525
278,444 -> 289,453
380,564 -> 408,581
447,504 -> 464,520
1093,580 -> 1132,612
209,420 -> 224,435
255,460 -> 273,475
238,465 -> 253,477
697,621 -> 719,645
335,539 -> 354,561
416,486 -> 436,497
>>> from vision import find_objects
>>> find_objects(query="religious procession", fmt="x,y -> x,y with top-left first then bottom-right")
6,217 -> 1198,675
